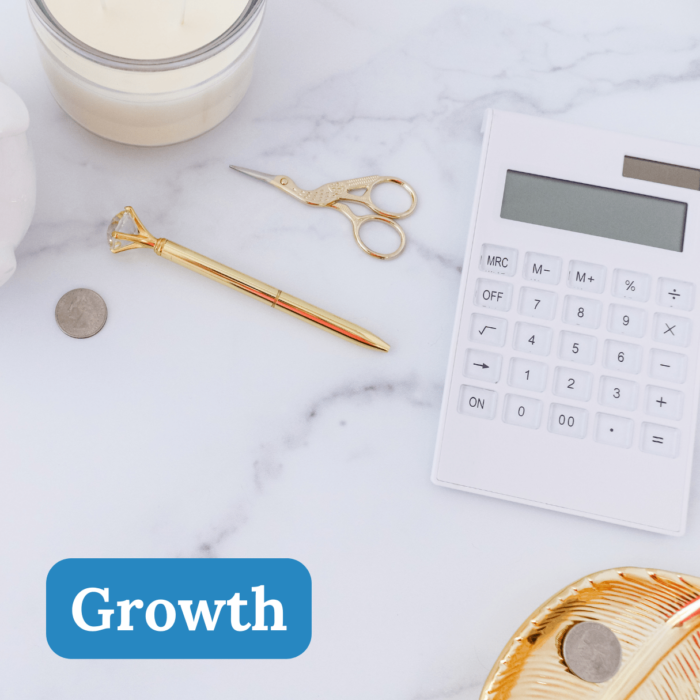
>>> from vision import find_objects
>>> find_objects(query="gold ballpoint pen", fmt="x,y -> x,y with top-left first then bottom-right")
107,207 -> 389,351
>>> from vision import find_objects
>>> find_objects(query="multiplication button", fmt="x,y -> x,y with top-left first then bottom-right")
474,278 -> 512,312
645,385 -> 684,421
568,261 -> 606,294
458,385 -> 497,419
652,313 -> 691,348
523,252 -> 562,285
548,403 -> 588,439
649,349 -> 687,384
612,269 -> 651,302
470,313 -> 508,347
502,394 -> 543,429
640,422 -> 680,458
479,244 -> 517,277
595,413 -> 633,448
464,349 -> 502,383
658,278 -> 695,311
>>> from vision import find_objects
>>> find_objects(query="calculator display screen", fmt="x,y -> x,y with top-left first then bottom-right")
500,170 -> 687,252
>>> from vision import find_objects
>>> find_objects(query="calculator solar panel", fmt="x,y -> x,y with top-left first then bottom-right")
432,110 -> 700,535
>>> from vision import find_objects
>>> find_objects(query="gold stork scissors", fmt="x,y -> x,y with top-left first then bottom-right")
230,166 -> 417,260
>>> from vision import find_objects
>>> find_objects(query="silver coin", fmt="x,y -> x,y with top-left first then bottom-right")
55,288 -> 108,339
562,621 -> 622,683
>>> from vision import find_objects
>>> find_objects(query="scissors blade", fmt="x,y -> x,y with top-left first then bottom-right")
229,165 -> 276,184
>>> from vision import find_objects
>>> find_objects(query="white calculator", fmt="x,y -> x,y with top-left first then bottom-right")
432,109 -> 700,535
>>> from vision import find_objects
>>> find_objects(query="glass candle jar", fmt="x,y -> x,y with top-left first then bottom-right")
26,0 -> 267,146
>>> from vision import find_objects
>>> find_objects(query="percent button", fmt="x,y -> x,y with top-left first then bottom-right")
613,269 -> 650,302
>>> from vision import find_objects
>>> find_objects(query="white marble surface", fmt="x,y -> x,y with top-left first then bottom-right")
4,0 -> 700,697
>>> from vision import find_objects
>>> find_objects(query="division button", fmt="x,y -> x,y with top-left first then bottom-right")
649,348 -> 687,384
640,422 -> 680,458
469,313 -> 508,347
502,394 -> 543,429
568,260 -> 606,294
457,385 -> 497,419
658,278 -> 695,311
479,244 -> 518,277
464,349 -> 502,383
523,252 -> 562,285
594,413 -> 634,448
645,385 -> 684,420
548,403 -> 588,439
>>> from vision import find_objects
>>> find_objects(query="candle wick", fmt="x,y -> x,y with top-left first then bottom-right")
181,0 -> 186,25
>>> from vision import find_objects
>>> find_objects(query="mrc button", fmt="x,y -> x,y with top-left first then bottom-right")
479,244 -> 517,276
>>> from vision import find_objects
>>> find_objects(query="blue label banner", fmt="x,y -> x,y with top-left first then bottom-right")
46,558 -> 312,659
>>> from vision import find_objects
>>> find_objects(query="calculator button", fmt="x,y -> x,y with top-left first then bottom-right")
658,278 -> 695,311
568,260 -> 606,294
523,252 -> 562,285
474,278 -> 512,312
548,403 -> 588,439
558,331 -> 597,365
552,367 -> 593,402
518,287 -> 557,321
640,422 -> 679,458
507,358 -> 548,392
607,304 -> 646,338
503,394 -> 542,429
595,413 -> 634,449
645,385 -> 684,421
562,295 -> 602,329
612,269 -> 651,302
603,340 -> 642,374
598,376 -> 638,411
470,314 -> 508,347
652,313 -> 691,348
649,349 -> 687,384
479,244 -> 517,277
458,385 -> 497,419
513,322 -> 553,356
464,349 -> 502,383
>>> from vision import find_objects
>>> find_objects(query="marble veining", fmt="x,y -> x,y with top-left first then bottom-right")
4,1 -> 700,698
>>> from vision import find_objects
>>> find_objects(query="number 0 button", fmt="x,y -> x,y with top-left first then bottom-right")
503,394 -> 543,429
548,403 -> 588,439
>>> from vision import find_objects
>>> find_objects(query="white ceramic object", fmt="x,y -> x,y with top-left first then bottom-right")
0,81 -> 35,287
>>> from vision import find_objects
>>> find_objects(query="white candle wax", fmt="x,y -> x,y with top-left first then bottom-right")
28,0 -> 267,146
44,0 -> 248,60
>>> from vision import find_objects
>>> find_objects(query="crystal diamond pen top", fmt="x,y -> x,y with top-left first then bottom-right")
107,207 -> 390,351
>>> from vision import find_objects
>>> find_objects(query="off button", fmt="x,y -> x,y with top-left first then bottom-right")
479,244 -> 518,277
